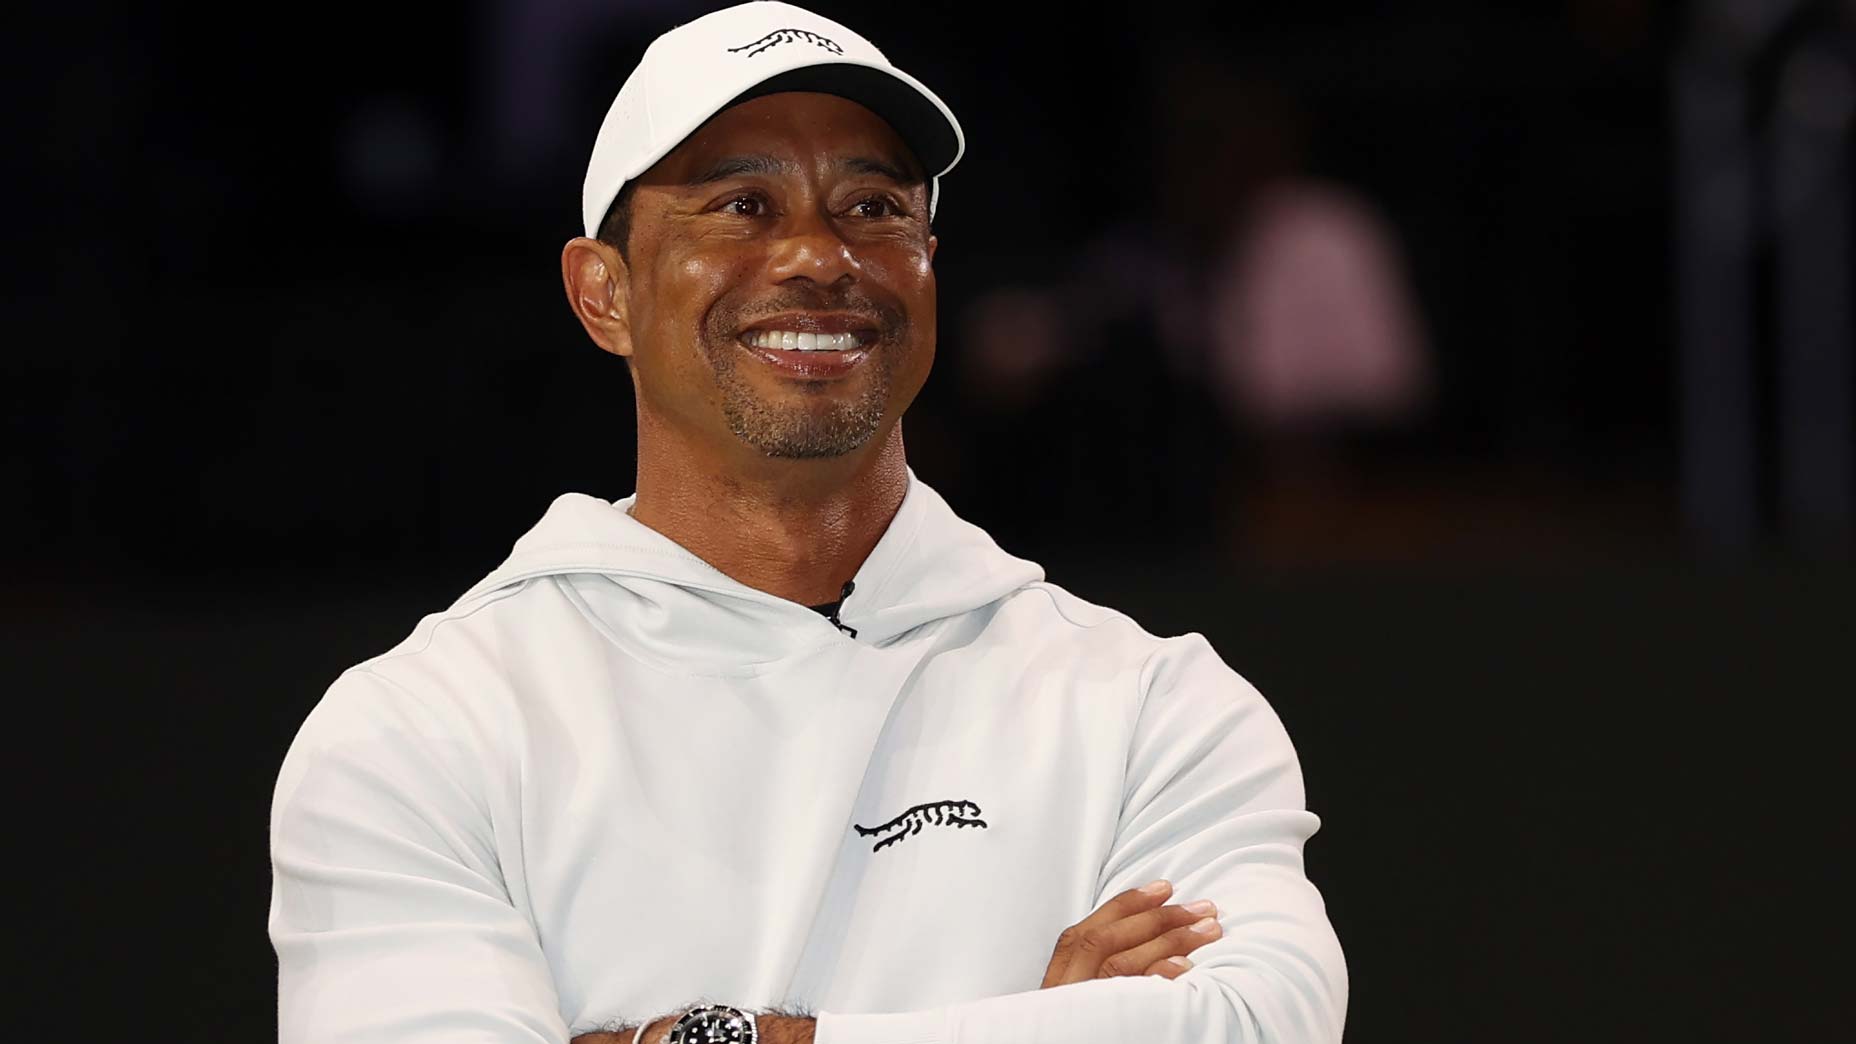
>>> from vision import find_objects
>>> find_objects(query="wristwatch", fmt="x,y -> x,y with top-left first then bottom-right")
665,1004 -> 759,1044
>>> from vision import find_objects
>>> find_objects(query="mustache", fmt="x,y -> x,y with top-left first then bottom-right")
715,288 -> 907,337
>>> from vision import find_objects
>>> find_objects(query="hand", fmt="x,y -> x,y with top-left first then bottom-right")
1039,879 -> 1222,988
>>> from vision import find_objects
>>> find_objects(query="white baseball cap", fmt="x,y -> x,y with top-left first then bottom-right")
581,0 -> 965,238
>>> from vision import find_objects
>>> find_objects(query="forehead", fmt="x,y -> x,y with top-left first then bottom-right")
643,91 -> 923,183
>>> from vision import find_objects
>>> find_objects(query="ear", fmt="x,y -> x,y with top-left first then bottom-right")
928,233 -> 938,264
561,237 -> 634,359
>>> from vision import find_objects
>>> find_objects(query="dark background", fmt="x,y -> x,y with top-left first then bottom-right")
8,1 -> 1850,1041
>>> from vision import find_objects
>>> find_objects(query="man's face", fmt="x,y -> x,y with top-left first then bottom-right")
616,91 -> 938,460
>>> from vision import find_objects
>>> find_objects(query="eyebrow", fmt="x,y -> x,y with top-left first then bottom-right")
839,156 -> 917,183
685,154 -> 922,186
687,154 -> 800,185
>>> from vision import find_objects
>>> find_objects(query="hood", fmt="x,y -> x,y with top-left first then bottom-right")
453,468 -> 1044,667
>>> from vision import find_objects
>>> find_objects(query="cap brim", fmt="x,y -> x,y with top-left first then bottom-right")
723,61 -> 962,180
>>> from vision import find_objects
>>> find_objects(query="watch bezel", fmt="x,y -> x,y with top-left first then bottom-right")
665,1004 -> 759,1044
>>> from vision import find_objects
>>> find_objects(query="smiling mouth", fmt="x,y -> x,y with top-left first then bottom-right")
735,310 -> 884,353
739,329 -> 868,352
734,323 -> 878,380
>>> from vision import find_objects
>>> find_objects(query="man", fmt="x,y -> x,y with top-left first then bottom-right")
268,4 -> 1347,1043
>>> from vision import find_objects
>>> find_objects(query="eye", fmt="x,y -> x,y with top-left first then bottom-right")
720,194 -> 767,217
851,195 -> 904,219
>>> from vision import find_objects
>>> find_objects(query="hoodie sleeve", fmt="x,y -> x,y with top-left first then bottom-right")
816,633 -> 1348,1044
269,667 -> 572,1044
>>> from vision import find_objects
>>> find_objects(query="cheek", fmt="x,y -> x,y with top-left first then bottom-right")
685,251 -> 768,345
676,252 -> 733,294
905,252 -> 937,344
868,246 -> 937,327
881,248 -> 937,390
635,248 -> 750,354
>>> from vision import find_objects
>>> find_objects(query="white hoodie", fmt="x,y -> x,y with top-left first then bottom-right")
269,471 -> 1347,1044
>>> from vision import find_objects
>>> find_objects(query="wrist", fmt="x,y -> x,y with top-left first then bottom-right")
617,1005 -> 814,1044
755,1014 -> 816,1044
635,1011 -> 680,1044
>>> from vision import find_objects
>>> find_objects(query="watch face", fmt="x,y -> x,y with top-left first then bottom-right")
668,1005 -> 757,1044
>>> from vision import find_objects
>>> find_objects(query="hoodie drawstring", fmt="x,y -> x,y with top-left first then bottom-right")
827,580 -> 858,639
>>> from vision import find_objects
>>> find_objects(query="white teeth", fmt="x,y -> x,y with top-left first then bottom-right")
744,330 -> 862,352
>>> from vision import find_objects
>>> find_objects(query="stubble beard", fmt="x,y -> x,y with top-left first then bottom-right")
701,297 -> 906,460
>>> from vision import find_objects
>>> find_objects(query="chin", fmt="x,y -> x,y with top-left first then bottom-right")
725,399 -> 886,459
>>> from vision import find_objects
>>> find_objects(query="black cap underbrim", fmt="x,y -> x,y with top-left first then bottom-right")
727,63 -> 961,180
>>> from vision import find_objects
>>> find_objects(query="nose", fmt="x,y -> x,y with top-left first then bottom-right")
765,205 -> 859,288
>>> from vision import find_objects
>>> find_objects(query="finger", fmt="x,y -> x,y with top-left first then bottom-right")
1041,881 -> 1172,987
1144,956 -> 1193,979
1076,901 -> 1212,968
1075,880 -> 1173,934
1097,916 -> 1223,980
1044,900 -> 1206,988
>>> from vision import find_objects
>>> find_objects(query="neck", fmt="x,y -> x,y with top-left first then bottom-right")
629,423 -> 910,607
